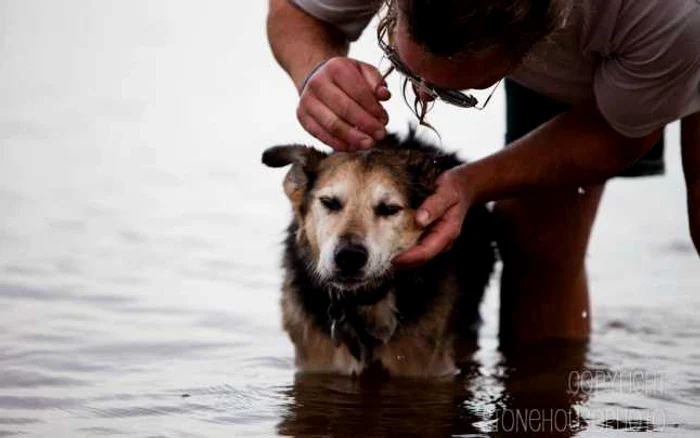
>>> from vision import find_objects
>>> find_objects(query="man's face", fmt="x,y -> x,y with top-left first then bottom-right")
393,12 -> 516,97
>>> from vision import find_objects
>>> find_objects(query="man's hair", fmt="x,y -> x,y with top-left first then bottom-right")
377,0 -> 569,133
379,0 -> 569,59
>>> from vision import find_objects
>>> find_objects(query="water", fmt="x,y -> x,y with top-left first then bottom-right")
1,2 -> 699,436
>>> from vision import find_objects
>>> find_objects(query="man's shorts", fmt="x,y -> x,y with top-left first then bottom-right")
505,79 -> 665,178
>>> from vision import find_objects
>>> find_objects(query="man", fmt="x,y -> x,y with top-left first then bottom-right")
266,0 -> 700,342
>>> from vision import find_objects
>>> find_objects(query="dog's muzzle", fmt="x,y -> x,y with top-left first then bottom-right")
333,242 -> 368,278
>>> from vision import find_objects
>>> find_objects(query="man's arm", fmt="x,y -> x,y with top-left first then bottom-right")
682,111 -> 700,254
267,0 -> 389,151
463,101 -> 661,202
396,101 -> 661,266
267,0 -> 349,92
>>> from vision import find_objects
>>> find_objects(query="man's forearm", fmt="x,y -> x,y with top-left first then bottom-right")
681,111 -> 700,253
462,101 -> 661,203
267,0 -> 349,92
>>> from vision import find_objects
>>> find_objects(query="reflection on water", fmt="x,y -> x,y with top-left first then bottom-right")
279,342 -> 588,438
1,1 -> 699,437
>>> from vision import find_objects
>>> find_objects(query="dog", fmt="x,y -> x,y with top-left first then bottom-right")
262,132 -> 495,377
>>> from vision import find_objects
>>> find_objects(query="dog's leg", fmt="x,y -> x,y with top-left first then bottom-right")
376,334 -> 458,377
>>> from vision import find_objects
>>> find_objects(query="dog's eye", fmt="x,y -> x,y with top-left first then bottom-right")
319,196 -> 343,212
375,202 -> 403,217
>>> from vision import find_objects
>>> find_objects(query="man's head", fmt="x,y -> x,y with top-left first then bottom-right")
378,0 -> 568,107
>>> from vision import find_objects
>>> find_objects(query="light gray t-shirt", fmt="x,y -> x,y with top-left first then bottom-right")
291,0 -> 700,138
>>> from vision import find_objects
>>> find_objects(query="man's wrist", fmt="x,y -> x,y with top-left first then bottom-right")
296,58 -> 331,94
455,163 -> 486,205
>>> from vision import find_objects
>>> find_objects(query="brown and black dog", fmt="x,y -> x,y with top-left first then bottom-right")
262,132 -> 495,377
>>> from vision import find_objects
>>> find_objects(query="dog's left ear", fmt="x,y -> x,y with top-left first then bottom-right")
262,144 -> 328,209
262,144 -> 326,169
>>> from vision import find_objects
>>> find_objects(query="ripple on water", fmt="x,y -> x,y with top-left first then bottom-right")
83,403 -> 213,419
75,426 -> 127,436
0,395 -> 79,410
0,369 -> 87,389
77,340 -> 234,361
0,283 -> 134,307
599,418 -> 656,432
0,419 -> 39,426
2,265 -> 53,277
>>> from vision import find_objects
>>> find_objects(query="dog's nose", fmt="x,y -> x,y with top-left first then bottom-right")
334,243 -> 368,276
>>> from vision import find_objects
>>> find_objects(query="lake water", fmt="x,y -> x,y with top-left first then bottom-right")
1,2 -> 699,436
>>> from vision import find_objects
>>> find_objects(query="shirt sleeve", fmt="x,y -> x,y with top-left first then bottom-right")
594,8 -> 700,138
290,0 -> 382,41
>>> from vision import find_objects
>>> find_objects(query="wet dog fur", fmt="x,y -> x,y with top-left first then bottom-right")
262,132 -> 495,377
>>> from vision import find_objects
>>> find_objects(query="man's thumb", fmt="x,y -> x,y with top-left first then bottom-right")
357,62 -> 390,100
415,193 -> 452,227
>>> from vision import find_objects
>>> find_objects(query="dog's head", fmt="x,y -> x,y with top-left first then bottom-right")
262,136 -> 457,291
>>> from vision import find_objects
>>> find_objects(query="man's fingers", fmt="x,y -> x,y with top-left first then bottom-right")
358,62 -> 391,102
330,61 -> 388,126
393,214 -> 460,268
297,107 -> 350,152
356,61 -> 384,92
415,190 -> 459,227
315,83 -> 386,141
302,94 -> 375,150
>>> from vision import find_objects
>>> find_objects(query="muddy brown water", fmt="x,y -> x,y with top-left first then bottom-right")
1,2 -> 698,437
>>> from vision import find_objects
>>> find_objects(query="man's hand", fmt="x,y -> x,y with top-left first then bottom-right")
267,0 -> 388,151
297,57 -> 391,151
393,165 -> 474,268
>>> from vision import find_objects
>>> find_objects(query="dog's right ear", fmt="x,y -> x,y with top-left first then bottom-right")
262,144 -> 328,210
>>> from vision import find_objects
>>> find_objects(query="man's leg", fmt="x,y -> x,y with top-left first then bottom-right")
495,184 -> 605,342
681,111 -> 700,254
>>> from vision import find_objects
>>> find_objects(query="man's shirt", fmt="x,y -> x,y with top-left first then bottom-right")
292,0 -> 700,138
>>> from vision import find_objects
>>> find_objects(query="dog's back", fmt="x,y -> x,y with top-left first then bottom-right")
263,132 -> 495,377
